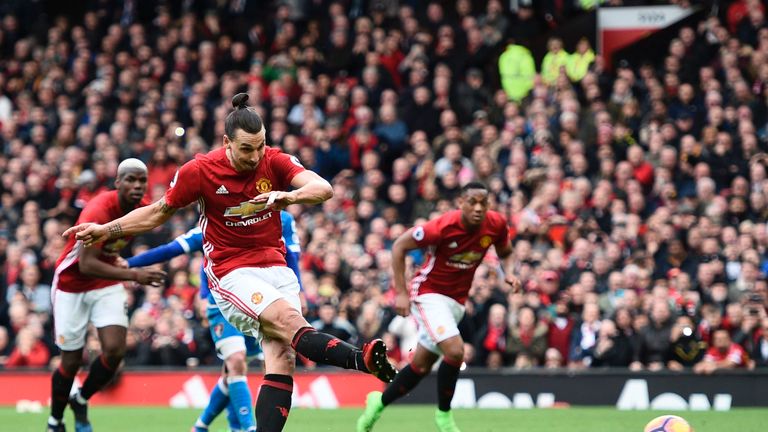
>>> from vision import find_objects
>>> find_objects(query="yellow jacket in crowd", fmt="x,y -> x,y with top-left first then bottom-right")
498,43 -> 536,102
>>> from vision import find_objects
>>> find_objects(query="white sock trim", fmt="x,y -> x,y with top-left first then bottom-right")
74,392 -> 87,405
217,377 -> 229,395
48,416 -> 62,425
226,375 -> 248,384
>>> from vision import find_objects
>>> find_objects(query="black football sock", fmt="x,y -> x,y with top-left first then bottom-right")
80,355 -> 118,400
291,327 -> 367,372
255,374 -> 293,432
437,358 -> 461,412
51,366 -> 76,420
381,363 -> 428,406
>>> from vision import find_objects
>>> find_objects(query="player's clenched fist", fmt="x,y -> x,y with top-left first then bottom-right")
394,292 -> 411,317
133,268 -> 166,286
62,222 -> 109,247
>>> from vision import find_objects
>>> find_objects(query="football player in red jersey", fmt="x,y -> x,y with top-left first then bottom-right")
64,94 -> 396,432
358,182 -> 521,432
47,159 -> 166,432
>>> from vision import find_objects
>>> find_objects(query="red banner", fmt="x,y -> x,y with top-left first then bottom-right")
598,6 -> 694,70
0,371 -> 384,408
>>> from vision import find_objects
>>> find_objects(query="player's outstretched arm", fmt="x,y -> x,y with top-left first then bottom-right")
251,170 -> 333,209
391,228 -> 420,316
63,198 -> 178,247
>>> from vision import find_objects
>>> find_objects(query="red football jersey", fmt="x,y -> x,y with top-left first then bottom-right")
704,343 -> 748,367
410,209 -> 509,304
54,191 -> 149,293
164,147 -> 304,286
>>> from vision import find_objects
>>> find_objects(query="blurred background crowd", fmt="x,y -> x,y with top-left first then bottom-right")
1,0 -> 768,374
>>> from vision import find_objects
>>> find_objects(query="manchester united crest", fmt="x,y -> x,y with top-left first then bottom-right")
255,178 -> 272,194
251,292 -> 263,305
480,235 -> 493,248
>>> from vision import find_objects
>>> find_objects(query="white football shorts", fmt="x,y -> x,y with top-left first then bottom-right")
411,293 -> 466,354
53,283 -> 128,351
210,266 -> 301,342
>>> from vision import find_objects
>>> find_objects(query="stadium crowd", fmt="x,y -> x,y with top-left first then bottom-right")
1,0 -> 768,374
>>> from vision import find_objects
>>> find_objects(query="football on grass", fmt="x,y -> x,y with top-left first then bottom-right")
644,415 -> 693,432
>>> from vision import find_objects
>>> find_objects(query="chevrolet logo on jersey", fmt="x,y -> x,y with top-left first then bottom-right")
447,251 -> 483,269
224,201 -> 268,218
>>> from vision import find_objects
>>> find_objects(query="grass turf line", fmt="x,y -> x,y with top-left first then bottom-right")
1,406 -> 766,431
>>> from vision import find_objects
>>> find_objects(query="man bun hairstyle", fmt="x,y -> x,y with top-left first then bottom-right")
225,92 -> 264,138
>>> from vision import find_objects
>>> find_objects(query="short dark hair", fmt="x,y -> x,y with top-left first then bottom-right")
225,93 -> 264,138
462,181 -> 488,195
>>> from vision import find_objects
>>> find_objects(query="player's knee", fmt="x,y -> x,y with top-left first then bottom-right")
225,351 -> 248,376
101,342 -> 126,364
276,308 -> 307,338
60,357 -> 82,375
442,344 -> 465,365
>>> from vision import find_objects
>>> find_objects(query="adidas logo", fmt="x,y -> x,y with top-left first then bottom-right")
216,185 -> 229,195
169,375 -> 210,408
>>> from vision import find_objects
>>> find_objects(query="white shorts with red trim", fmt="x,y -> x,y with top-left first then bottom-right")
53,283 -> 128,351
211,266 -> 301,342
411,293 -> 465,354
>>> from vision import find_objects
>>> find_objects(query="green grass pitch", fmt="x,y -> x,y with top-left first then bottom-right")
1,406 -> 766,431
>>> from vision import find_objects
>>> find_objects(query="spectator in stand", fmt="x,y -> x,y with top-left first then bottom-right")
310,301 -> 358,347
508,306 -> 548,367
5,327 -> 49,368
694,328 -> 752,374
592,319 -> 634,368
667,315 -> 707,370
5,264 -> 50,313
632,300 -> 675,371
473,303 -> 508,367
753,317 -> 768,368
569,302 -> 602,368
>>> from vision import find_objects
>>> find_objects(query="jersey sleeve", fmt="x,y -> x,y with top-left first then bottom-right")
271,151 -> 306,189
412,217 -> 443,248
164,159 -> 201,209
177,227 -> 203,253
493,214 -> 510,249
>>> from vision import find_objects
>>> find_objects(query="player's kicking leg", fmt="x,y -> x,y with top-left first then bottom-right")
215,267 -> 397,383
356,345 -> 437,432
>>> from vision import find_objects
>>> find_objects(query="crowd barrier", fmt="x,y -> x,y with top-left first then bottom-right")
2,369 -> 767,410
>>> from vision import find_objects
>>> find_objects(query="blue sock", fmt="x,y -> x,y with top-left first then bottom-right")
227,376 -> 256,430
226,401 -> 241,431
199,378 -> 230,426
